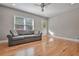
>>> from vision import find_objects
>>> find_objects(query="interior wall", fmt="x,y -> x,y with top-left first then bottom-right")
0,6 -> 47,40
48,8 -> 79,39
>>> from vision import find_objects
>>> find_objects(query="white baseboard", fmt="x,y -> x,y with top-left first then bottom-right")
0,40 -> 8,43
53,35 -> 79,42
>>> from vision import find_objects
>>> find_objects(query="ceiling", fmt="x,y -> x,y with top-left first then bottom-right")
1,3 -> 79,18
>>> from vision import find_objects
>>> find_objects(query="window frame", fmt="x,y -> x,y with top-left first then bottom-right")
14,16 -> 34,31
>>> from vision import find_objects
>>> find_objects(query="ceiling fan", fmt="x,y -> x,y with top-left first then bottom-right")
34,3 -> 50,12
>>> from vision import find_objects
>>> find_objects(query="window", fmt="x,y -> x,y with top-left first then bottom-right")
14,16 -> 34,31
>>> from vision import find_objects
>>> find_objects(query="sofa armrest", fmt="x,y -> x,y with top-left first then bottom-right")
7,35 -> 13,40
7,35 -> 13,46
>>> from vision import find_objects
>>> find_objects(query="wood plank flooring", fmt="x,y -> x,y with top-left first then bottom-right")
0,35 -> 79,56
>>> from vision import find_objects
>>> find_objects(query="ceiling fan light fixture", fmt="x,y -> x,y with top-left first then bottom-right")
41,3 -> 46,12
34,3 -> 50,12
41,3 -> 45,12
42,8 -> 44,12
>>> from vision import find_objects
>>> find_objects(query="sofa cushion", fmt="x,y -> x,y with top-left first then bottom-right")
10,30 -> 18,37
10,30 -> 14,37
13,34 -> 40,39
17,30 -> 34,35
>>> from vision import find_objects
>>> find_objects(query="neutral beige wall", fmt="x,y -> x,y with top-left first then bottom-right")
48,8 -> 79,39
0,6 -> 47,40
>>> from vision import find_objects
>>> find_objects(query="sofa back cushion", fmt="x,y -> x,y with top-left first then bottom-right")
10,30 -> 18,37
10,30 -> 14,37
17,30 -> 34,35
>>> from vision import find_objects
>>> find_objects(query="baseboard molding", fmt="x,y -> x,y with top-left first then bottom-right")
0,40 -> 8,43
53,35 -> 79,42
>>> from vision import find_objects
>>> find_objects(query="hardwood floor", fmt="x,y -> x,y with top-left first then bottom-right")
0,35 -> 79,56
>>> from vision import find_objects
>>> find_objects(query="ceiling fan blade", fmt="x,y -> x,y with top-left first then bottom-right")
34,3 -> 51,7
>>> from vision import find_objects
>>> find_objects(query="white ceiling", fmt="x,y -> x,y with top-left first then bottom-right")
1,3 -> 79,18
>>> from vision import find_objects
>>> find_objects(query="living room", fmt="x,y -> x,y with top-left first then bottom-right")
0,3 -> 79,56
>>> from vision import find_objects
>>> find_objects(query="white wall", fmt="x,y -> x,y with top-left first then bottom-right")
48,8 -> 79,39
0,6 -> 47,40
